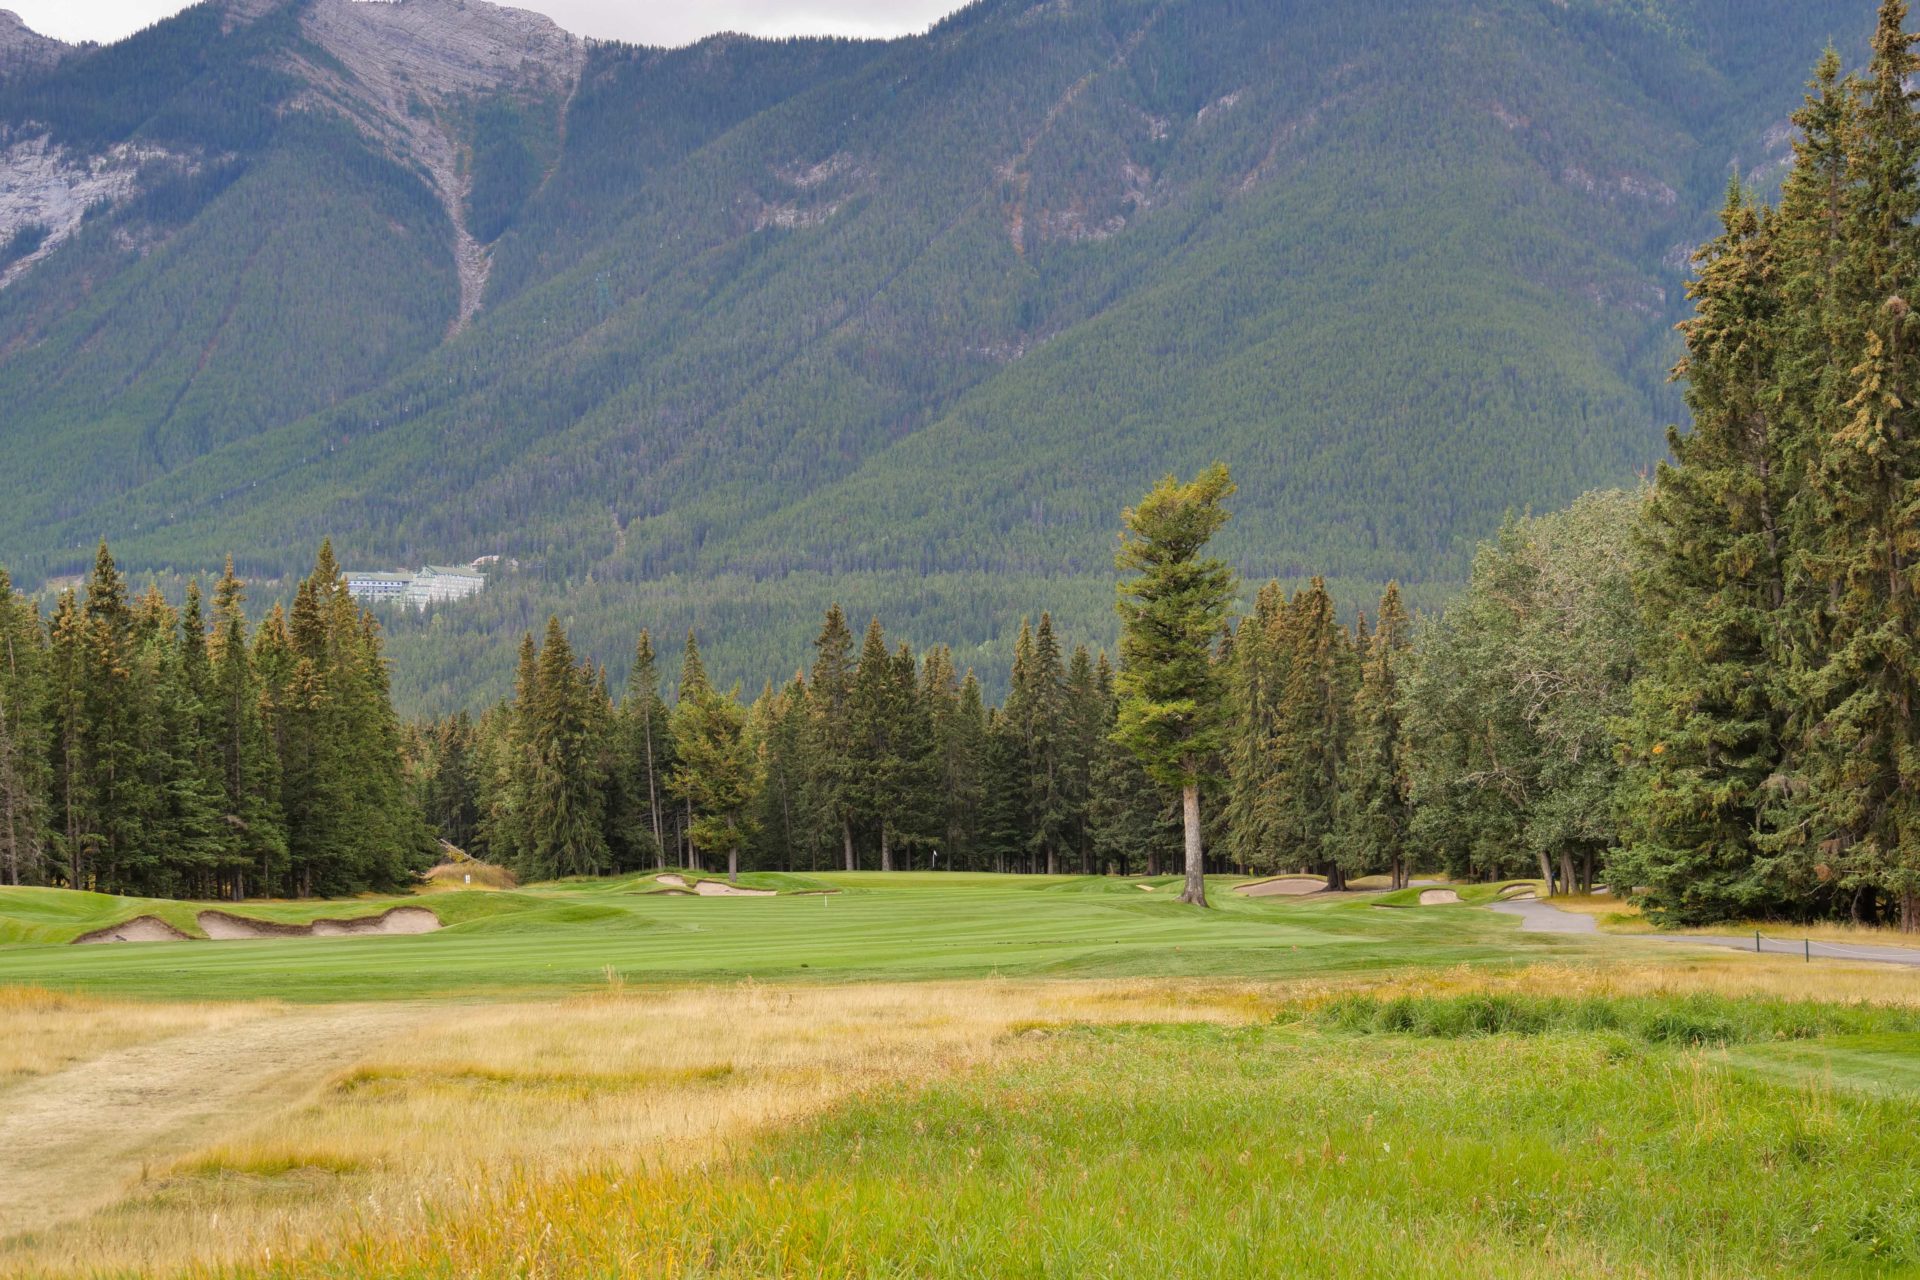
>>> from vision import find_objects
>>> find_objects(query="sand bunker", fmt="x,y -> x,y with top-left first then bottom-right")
656,874 -> 775,897
195,907 -> 441,940
1418,889 -> 1462,905
1234,877 -> 1328,898
74,916 -> 193,945
694,881 -> 775,897
1136,884 -> 1157,892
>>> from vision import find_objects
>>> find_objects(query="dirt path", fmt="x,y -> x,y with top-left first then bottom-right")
0,1003 -> 422,1243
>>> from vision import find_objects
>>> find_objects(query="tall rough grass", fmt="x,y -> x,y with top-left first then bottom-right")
224,1014 -> 1920,1279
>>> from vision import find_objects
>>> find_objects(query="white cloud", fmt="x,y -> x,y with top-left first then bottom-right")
8,0 -> 968,46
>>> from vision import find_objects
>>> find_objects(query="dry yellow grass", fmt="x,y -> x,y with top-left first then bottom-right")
0,979 -> 1274,1279
418,860 -> 517,891
0,986 -> 265,1083
5,958 -> 1917,1278
1312,951 -> 1920,1009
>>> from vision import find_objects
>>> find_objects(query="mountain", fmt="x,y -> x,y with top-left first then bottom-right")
0,0 -> 1875,711
0,11 -> 66,79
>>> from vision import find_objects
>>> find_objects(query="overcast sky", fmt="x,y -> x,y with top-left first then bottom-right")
11,0 -> 969,46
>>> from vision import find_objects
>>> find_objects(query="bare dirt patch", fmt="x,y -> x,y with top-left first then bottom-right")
73,916 -> 191,945
1234,877 -> 1328,898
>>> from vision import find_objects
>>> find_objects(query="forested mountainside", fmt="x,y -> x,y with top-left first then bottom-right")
0,0 -> 1874,712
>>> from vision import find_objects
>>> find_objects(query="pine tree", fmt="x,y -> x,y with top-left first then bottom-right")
152,582 -> 227,895
210,557 -> 285,898
1088,652 -> 1176,876
750,677 -> 812,871
47,589 -> 89,888
0,570 -> 49,886
79,542 -> 146,892
517,617 -> 610,880
940,667 -> 989,869
1794,0 -> 1920,929
1006,616 -> 1069,873
1114,464 -> 1237,907
806,605 -> 859,871
1339,584 -> 1415,888
1616,183 -> 1796,923
618,630 -> 673,867
1062,645 -> 1102,874
977,707 -> 1029,874
1223,583 -> 1289,873
670,641 -> 758,882
1262,579 -> 1348,886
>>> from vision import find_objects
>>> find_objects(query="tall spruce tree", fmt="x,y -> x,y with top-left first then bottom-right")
1339,584 -> 1415,888
1113,465 -> 1237,907
1616,183 -> 1796,923
619,630 -> 673,867
0,570 -> 48,886
1262,579 -> 1349,887
515,618 -> 609,880
806,605 -> 859,871
210,557 -> 285,898
670,639 -> 757,882
1797,0 -> 1920,929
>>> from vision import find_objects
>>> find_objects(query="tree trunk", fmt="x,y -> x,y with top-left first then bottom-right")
643,713 -> 663,867
1536,850 -> 1555,896
1904,889 -> 1918,936
843,816 -> 856,872
1558,850 -> 1576,900
1045,846 -> 1057,876
880,822 -> 893,873
728,845 -> 739,885
1177,783 -> 1207,906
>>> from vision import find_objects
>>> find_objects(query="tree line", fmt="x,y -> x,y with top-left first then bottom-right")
0,541 -> 433,897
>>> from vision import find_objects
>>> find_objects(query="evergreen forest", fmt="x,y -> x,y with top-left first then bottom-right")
1,0 -> 1917,931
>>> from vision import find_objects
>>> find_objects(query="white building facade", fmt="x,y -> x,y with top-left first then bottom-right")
343,565 -> 487,608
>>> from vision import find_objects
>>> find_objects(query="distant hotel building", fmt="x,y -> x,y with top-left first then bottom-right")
343,571 -> 413,603
344,564 -> 487,608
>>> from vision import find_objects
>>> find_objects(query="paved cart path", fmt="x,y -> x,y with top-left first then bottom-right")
1489,897 -> 1920,967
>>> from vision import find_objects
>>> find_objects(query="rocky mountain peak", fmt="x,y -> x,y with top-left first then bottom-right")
290,0 -> 587,332
0,10 -> 68,77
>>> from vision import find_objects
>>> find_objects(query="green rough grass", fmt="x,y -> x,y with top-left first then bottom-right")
1310,991 -> 1920,1046
0,873 -> 1608,1002
258,1016 -> 1920,1278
